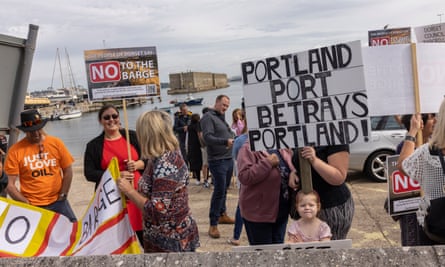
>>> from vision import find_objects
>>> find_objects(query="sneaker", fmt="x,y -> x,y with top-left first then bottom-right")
195,180 -> 201,185
203,181 -> 210,188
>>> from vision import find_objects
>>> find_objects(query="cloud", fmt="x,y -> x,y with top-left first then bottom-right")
0,0 -> 444,90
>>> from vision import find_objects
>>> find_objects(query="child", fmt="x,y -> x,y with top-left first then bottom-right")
231,108 -> 245,137
287,190 -> 332,243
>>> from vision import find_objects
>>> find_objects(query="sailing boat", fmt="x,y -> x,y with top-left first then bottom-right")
49,48 -> 82,120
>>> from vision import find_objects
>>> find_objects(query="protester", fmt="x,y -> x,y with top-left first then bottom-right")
287,190 -> 332,243
0,154 -> 7,198
290,145 -> 353,240
0,134 -> 7,197
84,104 -> 144,244
187,113 -> 203,185
173,103 -> 192,162
4,109 -> 76,222
200,95 -> 236,239
237,143 -> 296,245
231,108 -> 245,136
201,107 -> 210,188
391,113 -> 435,246
399,107 -> 445,245
117,110 -> 199,253
228,123 -> 248,246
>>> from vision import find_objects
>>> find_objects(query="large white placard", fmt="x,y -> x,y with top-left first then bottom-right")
241,40 -> 369,151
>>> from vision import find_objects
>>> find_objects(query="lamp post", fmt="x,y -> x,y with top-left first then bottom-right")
439,13 -> 444,23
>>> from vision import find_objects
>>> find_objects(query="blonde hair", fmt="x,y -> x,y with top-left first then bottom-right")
136,110 -> 179,158
429,99 -> 445,149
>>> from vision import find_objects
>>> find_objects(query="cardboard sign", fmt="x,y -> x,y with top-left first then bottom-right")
241,40 -> 369,151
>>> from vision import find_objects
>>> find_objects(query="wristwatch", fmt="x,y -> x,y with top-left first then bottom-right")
405,135 -> 416,142
59,193 -> 67,199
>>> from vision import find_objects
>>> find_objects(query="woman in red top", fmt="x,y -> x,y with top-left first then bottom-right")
84,104 -> 145,245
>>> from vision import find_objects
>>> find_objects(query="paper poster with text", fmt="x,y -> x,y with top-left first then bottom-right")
414,22 -> 445,43
386,155 -> 421,216
241,40 -> 369,151
0,158 -> 141,257
84,46 -> 160,101
368,27 -> 411,46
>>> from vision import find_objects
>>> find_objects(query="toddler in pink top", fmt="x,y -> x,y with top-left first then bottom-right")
287,190 -> 332,243
231,108 -> 245,136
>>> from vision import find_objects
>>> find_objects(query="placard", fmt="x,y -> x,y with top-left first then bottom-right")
84,46 -> 160,101
241,40 -> 369,151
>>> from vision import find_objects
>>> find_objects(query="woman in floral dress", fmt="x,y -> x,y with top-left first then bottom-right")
117,110 -> 200,252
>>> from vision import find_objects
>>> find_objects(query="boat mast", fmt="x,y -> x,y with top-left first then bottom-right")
57,48 -> 65,89
65,47 -> 78,96
50,48 -> 58,89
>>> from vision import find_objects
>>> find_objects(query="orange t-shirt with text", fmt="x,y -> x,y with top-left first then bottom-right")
4,135 -> 74,206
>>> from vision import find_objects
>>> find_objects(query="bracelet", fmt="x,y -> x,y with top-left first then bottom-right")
405,135 -> 416,142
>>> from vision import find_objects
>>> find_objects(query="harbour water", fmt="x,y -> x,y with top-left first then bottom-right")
43,81 -> 244,158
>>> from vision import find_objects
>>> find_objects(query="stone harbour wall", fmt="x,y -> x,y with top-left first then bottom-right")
1,246 -> 445,267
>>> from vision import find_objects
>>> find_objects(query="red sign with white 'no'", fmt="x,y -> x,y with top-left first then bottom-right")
89,61 -> 121,83
391,170 -> 421,194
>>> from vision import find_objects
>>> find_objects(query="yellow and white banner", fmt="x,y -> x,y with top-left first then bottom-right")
0,158 -> 141,257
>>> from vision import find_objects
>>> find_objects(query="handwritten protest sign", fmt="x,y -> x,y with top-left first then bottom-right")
241,40 -> 369,151
0,158 -> 141,257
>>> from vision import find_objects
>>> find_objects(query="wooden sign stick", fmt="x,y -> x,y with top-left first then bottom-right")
298,147 -> 313,193
410,43 -> 423,146
122,99 -> 132,162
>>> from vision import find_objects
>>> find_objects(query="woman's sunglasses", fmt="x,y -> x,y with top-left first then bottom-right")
102,114 -> 119,120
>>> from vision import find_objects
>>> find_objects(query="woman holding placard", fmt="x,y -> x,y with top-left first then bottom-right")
84,104 -> 145,245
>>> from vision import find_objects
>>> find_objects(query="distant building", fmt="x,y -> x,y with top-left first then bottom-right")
168,71 -> 228,94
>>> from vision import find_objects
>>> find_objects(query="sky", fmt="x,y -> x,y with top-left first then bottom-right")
1,0 -> 444,91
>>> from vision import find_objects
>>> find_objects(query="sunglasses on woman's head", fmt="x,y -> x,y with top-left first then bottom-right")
102,114 -> 119,120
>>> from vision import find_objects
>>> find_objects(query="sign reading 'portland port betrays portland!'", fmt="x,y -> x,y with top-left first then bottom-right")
241,40 -> 368,151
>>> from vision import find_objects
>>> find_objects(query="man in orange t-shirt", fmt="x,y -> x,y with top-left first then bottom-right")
4,109 -> 76,222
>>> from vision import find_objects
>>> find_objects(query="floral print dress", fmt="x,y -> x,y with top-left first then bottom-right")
138,149 -> 200,252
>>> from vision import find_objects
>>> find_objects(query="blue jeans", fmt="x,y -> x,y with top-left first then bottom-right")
233,203 -> 244,240
243,217 -> 288,245
208,158 -> 233,226
39,199 -> 77,222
